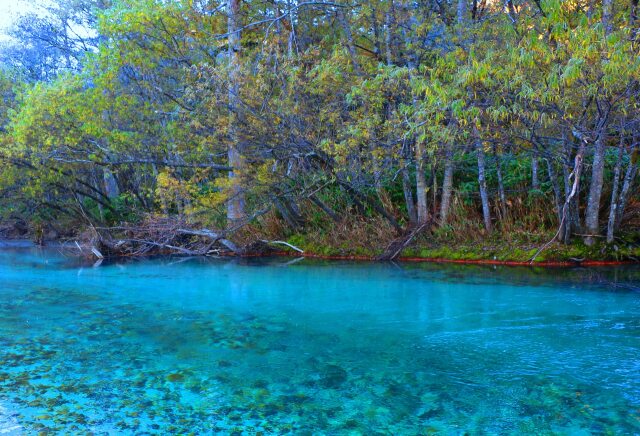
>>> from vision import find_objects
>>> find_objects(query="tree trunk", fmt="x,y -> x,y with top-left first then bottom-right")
561,160 -> 583,244
531,154 -> 540,190
384,1 -> 396,65
402,164 -> 417,223
432,165 -> 438,216
338,180 -> 402,232
103,168 -> 120,200
151,163 -> 167,216
493,145 -> 507,219
562,143 -> 586,244
415,140 -> 429,223
457,0 -> 467,29
505,0 -> 518,23
273,196 -> 303,230
309,194 -> 340,223
337,7 -> 362,75
546,158 -> 563,224
606,138 -> 624,243
614,142 -> 638,229
227,0 -> 246,225
561,163 -> 571,242
475,130 -> 491,232
439,143 -> 454,225
584,118 -> 608,245
603,0 -> 613,33
561,131 -> 583,242
631,0 -> 639,40
370,5 -> 382,59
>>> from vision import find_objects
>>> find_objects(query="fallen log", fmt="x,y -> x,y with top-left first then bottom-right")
176,228 -> 239,254
88,218 -> 241,257
91,247 -> 104,259
259,240 -> 304,253
376,221 -> 431,261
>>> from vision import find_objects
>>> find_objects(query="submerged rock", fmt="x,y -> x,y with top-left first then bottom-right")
166,373 -> 185,383
319,365 -> 348,389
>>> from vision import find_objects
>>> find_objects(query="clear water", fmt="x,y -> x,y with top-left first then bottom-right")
1,246 -> 639,435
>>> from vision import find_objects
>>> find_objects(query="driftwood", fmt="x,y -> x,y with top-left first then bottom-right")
77,214 -> 305,259
79,216 -> 242,258
377,221 -> 431,261
259,239 -> 304,253
176,228 -> 239,253
90,247 -> 104,259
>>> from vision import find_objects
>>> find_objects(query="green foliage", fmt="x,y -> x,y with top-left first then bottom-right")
0,0 -> 638,261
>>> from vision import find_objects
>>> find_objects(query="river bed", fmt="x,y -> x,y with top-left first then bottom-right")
0,245 -> 639,434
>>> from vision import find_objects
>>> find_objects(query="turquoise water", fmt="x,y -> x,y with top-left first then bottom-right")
0,246 -> 639,434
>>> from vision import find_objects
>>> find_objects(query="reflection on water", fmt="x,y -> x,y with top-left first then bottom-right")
0,246 -> 639,434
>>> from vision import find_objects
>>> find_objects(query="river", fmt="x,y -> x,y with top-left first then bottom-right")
0,244 -> 639,433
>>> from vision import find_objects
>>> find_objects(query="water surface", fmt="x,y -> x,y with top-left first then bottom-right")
1,246 -> 639,434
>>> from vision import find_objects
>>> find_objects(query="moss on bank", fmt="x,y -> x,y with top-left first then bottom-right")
401,243 -> 640,263
283,230 -> 640,263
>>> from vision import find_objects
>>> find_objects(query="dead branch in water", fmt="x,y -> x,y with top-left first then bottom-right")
377,220 -> 431,261
176,228 -> 239,253
77,211 -> 292,259
78,216 -> 240,258
259,239 -> 304,253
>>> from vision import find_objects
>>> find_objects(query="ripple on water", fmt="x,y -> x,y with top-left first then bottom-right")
0,403 -> 21,435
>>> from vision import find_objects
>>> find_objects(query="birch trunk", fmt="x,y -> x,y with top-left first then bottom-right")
227,0 -> 246,225
606,138 -> 625,243
631,0 -> 639,39
563,144 -> 586,244
614,143 -> 638,229
384,1 -> 396,65
402,164 -> 417,224
584,119 -> 608,245
439,144 -> 454,225
475,130 -> 491,232
546,158 -> 563,224
337,7 -> 362,75
603,0 -> 613,33
494,146 -> 507,219
531,154 -> 540,190
415,140 -> 429,224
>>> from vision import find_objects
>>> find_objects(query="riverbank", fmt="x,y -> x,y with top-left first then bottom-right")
279,229 -> 640,265
252,249 -> 639,267
2,237 -> 638,267
272,251 -> 639,267
3,213 -> 640,266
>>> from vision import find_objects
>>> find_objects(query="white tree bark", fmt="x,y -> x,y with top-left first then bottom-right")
227,0 -> 246,225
